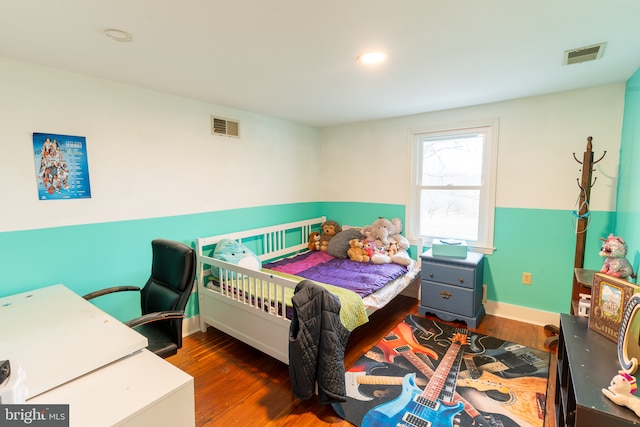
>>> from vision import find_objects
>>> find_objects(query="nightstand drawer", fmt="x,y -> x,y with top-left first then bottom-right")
421,261 -> 476,289
421,281 -> 475,317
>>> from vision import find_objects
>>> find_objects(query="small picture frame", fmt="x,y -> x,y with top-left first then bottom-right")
589,273 -> 640,342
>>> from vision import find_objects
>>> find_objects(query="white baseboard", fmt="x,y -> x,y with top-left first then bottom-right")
183,315 -> 201,337
484,300 -> 560,327
183,300 -> 561,339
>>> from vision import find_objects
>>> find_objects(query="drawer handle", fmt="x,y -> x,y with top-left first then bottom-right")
440,291 -> 452,299
429,272 -> 434,278
459,277 -> 464,283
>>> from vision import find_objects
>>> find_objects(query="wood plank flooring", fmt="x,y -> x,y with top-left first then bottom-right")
167,295 -> 557,427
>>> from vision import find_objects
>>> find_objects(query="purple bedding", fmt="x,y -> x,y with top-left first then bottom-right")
263,250 -> 408,298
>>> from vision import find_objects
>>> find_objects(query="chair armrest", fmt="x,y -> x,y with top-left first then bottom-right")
82,286 -> 141,300
124,311 -> 185,328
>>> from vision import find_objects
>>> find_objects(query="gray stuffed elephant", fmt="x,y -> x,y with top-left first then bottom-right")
362,217 -> 411,265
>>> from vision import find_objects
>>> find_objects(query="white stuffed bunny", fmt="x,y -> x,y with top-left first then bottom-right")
602,372 -> 640,417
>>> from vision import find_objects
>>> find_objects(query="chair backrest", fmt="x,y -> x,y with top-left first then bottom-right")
140,239 -> 196,348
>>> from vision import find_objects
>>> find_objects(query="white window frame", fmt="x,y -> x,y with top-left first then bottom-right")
408,119 -> 499,254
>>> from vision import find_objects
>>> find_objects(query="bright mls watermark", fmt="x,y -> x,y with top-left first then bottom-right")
0,405 -> 69,426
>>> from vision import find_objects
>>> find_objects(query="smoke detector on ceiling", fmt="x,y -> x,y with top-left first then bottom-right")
104,29 -> 133,43
563,42 -> 606,65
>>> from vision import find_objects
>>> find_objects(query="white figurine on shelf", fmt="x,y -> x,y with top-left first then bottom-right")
602,372 -> 640,417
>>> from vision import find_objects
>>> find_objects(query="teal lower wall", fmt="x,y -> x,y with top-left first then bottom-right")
616,68 -> 640,276
489,207 -> 614,313
319,202 -> 405,229
0,203 -> 322,320
0,202 -> 615,321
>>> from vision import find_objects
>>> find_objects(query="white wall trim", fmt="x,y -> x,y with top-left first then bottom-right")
183,315 -> 202,337
485,300 -> 560,327
184,300 -> 562,340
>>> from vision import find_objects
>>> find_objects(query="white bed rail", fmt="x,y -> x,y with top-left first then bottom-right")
196,216 -> 326,262
195,217 -> 326,363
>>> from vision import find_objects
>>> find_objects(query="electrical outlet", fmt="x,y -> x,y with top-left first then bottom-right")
522,272 -> 532,285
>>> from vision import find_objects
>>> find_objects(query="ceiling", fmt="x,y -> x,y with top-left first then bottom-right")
2,1 -> 640,128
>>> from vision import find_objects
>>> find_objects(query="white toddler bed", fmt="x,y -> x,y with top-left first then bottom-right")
195,216 -> 421,364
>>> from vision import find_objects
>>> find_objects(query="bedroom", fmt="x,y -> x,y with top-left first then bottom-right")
1,1 -> 640,424
1,71 -> 636,325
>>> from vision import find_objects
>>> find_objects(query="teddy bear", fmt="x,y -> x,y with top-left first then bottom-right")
602,372 -> 640,417
347,239 -> 370,262
362,239 -> 375,258
600,234 -> 635,279
362,217 -> 412,266
307,231 -> 321,251
319,220 -> 342,252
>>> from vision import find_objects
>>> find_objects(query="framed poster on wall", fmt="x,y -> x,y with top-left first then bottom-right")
33,132 -> 92,200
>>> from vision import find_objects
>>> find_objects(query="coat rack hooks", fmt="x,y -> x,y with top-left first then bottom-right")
593,151 -> 607,165
576,176 -> 598,191
573,136 -> 607,166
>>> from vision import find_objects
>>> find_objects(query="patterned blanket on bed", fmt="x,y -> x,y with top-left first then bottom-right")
263,251 -> 409,331
263,250 -> 408,297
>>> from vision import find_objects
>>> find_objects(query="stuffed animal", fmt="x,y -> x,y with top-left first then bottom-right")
362,239 -> 375,258
602,372 -> 640,417
363,217 -> 412,266
308,231 -> 321,251
211,239 -> 261,280
347,239 -> 370,263
371,245 -> 391,264
387,241 -> 399,257
319,220 -> 342,252
600,234 -> 635,279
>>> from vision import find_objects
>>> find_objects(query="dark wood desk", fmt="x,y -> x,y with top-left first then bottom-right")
556,314 -> 640,426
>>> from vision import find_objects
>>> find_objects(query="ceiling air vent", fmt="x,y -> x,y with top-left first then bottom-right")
563,42 -> 606,65
211,115 -> 240,138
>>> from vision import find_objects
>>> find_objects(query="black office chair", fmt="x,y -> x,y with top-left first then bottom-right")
84,239 -> 196,358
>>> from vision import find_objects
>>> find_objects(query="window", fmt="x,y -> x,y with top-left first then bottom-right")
409,120 -> 498,253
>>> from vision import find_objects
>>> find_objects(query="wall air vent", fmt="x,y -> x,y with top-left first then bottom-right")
211,115 -> 240,138
563,42 -> 606,65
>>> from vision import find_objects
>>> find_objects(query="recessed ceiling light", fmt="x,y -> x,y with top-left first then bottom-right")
357,52 -> 387,64
104,29 -> 133,43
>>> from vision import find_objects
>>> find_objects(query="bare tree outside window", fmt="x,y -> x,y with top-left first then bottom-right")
410,122 -> 498,252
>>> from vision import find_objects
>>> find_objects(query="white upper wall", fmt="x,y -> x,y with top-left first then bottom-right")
1,56 -> 625,233
320,84 -> 624,212
0,57 -> 321,232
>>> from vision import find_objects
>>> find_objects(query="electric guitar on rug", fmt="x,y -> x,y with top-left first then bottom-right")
407,315 -> 547,379
377,320 -> 439,364
459,354 -> 514,402
362,332 -> 468,427
467,336 -> 548,378
345,371 -> 519,427
346,368 -> 509,402
459,355 -> 547,427
363,323 -> 507,427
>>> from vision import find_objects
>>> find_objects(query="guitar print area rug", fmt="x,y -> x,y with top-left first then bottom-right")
333,315 -> 549,427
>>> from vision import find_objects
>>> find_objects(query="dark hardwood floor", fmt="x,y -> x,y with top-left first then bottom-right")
167,295 -> 557,427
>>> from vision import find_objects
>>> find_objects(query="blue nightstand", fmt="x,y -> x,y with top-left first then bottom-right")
418,249 -> 485,328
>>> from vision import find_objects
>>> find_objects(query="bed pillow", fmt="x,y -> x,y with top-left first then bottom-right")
211,239 -> 261,279
327,228 -> 365,258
